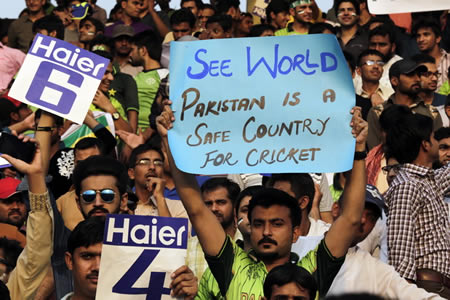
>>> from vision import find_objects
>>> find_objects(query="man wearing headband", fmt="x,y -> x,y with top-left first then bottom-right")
275,0 -> 313,36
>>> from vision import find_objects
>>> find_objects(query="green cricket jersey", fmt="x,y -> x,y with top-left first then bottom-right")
196,236 -> 344,299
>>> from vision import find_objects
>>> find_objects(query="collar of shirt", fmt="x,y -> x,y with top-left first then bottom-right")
401,163 -> 434,178
360,86 -> 387,99
387,95 -> 427,108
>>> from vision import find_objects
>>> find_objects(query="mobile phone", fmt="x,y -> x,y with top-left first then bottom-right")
0,132 -> 36,165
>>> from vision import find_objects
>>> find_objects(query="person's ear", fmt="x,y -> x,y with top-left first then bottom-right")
390,76 -> 399,88
9,112 -> 19,122
128,168 -> 135,180
356,66 -> 362,76
120,192 -> 129,213
331,202 -> 340,219
49,30 -> 58,38
391,42 -> 396,54
292,225 -> 301,243
65,251 -> 74,271
298,196 -> 310,210
289,7 -> 295,17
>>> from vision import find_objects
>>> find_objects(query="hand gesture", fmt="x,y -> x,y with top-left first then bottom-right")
146,177 -> 166,197
156,103 -> 174,138
350,106 -> 368,148
0,136 -> 43,176
92,90 -> 114,113
117,129 -> 146,149
170,265 -> 198,300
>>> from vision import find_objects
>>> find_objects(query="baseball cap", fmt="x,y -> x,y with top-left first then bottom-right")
112,25 -> 135,39
0,177 -> 21,200
365,184 -> 387,216
389,59 -> 428,79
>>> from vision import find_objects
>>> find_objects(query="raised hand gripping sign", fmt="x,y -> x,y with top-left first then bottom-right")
169,34 -> 355,175
96,215 -> 188,300
9,34 -> 109,124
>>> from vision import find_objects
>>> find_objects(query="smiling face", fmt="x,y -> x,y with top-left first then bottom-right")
358,54 -> 384,83
291,3 -> 313,24
237,195 -> 251,237
65,242 -> 102,299
79,20 -> 97,43
418,62 -> 438,92
99,63 -> 114,93
416,27 -> 440,53
337,1 -> 358,28
250,205 -> 299,261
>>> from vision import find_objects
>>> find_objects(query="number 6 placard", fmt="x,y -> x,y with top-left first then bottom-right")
96,214 -> 189,300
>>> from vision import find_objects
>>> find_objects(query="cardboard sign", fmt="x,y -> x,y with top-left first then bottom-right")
96,215 -> 188,300
169,35 -> 355,175
368,0 -> 450,14
9,34 -> 109,124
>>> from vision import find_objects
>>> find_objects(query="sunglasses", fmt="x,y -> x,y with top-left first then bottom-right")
80,189 -> 116,203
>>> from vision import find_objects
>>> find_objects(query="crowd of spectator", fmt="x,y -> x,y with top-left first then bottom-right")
0,0 -> 449,299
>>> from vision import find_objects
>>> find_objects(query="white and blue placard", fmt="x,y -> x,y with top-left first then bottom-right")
9,34 -> 109,124
96,214 -> 189,300
169,34 -> 355,174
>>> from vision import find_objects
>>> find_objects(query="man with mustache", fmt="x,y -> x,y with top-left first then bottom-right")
367,59 -> 443,150
128,143 -> 187,218
186,177 -> 241,279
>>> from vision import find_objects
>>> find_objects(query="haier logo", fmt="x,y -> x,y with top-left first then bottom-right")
9,34 -> 109,124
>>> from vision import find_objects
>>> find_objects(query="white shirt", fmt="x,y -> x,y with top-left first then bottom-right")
327,247 -> 445,299
291,217 -> 330,258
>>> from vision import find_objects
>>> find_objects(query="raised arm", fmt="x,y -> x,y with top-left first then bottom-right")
324,107 -> 367,258
156,105 -> 226,256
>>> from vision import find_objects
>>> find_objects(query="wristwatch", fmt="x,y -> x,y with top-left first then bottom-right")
112,112 -> 120,121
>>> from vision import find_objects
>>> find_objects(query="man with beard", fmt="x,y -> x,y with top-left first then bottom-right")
111,25 -> 143,77
127,143 -> 187,218
275,0 -> 313,36
412,54 -> 448,107
434,127 -> 450,169
335,0 -> 368,61
367,59 -> 443,149
129,30 -> 168,130
186,177 -> 241,279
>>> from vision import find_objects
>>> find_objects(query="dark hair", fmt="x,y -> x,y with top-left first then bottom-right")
412,17 -> 441,38
92,49 -> 113,61
200,177 -> 241,207
248,188 -> 301,227
128,143 -> 165,168
357,49 -> 385,66
215,0 -> 240,15
73,155 -> 128,196
181,0 -> 204,10
369,24 -> 395,44
411,53 -> 435,65
249,24 -> 275,37
264,263 -> 317,300
367,15 -> 394,28
266,0 -> 289,23
446,94 -> 450,107
379,104 -> 413,134
334,0 -> 360,17
80,16 -> 105,34
206,14 -> 233,32
200,3 -> 215,11
74,137 -> 105,155
267,173 -> 315,213
235,185 -> 264,215
33,15 -> 65,40
0,237 -> 23,273
90,34 -> 112,52
434,127 -> 450,141
130,30 -> 162,62
309,22 -> 336,34
385,113 -> 434,164
67,217 -> 105,254
170,8 -> 196,28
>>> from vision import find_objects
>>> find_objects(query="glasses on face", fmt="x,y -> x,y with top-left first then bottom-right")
420,71 -> 440,78
135,158 -> 164,167
381,164 -> 401,174
363,60 -> 385,67
80,189 -> 116,203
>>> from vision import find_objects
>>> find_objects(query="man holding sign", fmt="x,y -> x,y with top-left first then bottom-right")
156,104 -> 368,298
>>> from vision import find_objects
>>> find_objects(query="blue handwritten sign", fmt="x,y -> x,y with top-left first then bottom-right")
97,215 -> 189,300
169,34 -> 355,174
9,34 -> 109,124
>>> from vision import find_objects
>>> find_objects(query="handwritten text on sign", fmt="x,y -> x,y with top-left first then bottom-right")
9,34 -> 109,124
96,215 -> 188,300
169,35 -> 355,174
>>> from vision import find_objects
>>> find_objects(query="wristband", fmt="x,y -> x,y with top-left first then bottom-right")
354,151 -> 367,160
36,126 -> 53,132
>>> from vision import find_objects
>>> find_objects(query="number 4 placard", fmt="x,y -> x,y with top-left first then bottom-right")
96,215 -> 189,300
